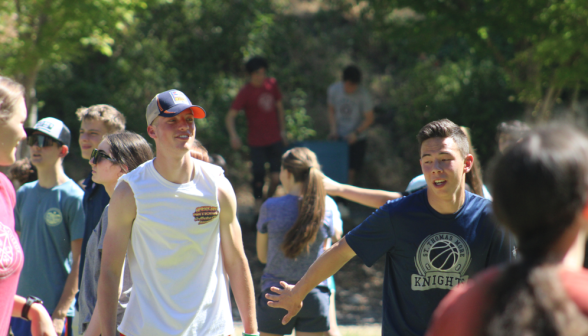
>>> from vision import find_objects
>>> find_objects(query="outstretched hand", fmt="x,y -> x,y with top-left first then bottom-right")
265,281 -> 303,325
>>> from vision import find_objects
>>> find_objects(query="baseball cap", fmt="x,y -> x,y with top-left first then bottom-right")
405,174 -> 427,194
146,89 -> 206,125
25,117 -> 71,147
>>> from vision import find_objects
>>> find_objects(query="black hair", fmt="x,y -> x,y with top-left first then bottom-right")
106,131 -> 153,173
417,119 -> 470,158
342,65 -> 362,84
483,124 -> 588,335
245,56 -> 268,74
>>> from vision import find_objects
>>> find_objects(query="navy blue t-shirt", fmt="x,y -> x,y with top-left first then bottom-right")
345,189 -> 513,336
78,173 -> 110,291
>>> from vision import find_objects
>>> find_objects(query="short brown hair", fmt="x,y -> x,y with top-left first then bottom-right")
417,119 -> 469,158
75,104 -> 126,134
0,76 -> 25,122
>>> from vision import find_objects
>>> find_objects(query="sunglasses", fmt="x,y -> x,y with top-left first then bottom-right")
27,134 -> 62,148
90,149 -> 117,164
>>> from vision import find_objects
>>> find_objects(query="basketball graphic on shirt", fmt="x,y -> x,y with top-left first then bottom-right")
44,208 -> 63,227
193,206 -> 219,225
429,240 -> 460,271
258,93 -> 275,112
411,232 -> 472,291
0,222 -> 23,279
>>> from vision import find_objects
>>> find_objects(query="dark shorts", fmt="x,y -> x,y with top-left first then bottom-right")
257,287 -> 330,335
349,138 -> 368,171
250,141 -> 284,174
11,316 -> 72,336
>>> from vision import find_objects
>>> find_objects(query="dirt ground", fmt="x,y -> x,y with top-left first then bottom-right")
232,195 -> 385,328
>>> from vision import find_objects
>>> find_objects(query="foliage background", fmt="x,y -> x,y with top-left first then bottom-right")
3,0 -> 587,191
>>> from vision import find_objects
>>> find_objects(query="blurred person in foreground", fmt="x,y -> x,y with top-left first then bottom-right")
427,124 -> 588,336
256,147 -> 342,336
77,132 -> 153,335
98,89 -> 257,336
496,120 -> 530,153
327,65 -> 375,185
12,117 -> 85,336
0,76 -> 55,336
226,56 -> 287,211
265,119 -> 513,336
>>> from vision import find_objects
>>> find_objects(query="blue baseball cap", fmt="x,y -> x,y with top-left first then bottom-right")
146,89 -> 206,125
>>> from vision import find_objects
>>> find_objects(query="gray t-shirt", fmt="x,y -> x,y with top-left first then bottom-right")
257,194 -> 338,291
78,205 -> 132,334
327,81 -> 374,138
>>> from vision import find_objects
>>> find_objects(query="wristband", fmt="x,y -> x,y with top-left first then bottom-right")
21,296 -> 43,321
242,333 -> 260,336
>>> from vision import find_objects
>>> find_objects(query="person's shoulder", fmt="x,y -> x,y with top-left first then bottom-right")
59,178 -> 84,194
465,191 -> 493,214
18,180 -> 38,191
266,77 -> 278,85
194,157 -> 224,177
382,188 -> 424,212
265,194 -> 296,207
560,267 -> 588,314
329,81 -> 342,89
121,159 -> 152,182
325,195 -> 338,208
428,267 -> 502,336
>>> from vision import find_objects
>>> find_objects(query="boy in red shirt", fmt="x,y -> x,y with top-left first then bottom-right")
225,57 -> 287,209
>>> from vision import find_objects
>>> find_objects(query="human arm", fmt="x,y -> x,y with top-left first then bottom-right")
256,231 -> 268,264
265,237 -> 356,324
12,295 -> 56,336
218,177 -> 258,334
345,110 -> 375,144
51,239 -> 82,335
323,174 -> 402,208
225,109 -> 242,150
276,100 -> 288,146
98,182 -> 135,336
327,104 -> 338,140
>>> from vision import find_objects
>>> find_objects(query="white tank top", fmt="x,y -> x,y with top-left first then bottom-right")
117,158 -> 233,336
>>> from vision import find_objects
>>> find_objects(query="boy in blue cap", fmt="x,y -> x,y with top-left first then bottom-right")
11,117 -> 85,336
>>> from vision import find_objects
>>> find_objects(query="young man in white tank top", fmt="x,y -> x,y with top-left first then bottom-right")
97,89 -> 258,336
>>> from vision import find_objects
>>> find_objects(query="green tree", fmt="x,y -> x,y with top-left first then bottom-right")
0,0 -> 150,126
366,0 -> 588,120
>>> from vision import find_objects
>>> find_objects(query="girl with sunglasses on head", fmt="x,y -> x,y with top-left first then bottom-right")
427,124 -> 588,336
77,131 -> 153,336
0,77 -> 55,335
256,147 -> 342,336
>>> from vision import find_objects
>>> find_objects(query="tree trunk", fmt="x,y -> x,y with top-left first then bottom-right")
16,64 -> 40,160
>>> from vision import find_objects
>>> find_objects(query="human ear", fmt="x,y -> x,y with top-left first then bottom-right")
147,125 -> 157,140
60,145 -> 69,158
463,154 -> 474,173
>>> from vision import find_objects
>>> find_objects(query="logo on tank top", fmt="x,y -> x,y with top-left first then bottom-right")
193,206 -> 219,225
44,208 -> 63,226
258,93 -> 275,112
0,222 -> 23,279
411,232 -> 472,291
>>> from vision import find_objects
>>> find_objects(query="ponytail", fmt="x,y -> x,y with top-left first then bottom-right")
281,148 -> 326,259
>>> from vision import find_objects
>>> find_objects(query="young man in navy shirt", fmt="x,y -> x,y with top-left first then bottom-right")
266,119 -> 513,336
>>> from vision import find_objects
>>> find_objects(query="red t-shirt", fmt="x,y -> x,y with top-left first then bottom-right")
231,77 -> 283,147
0,172 -> 24,335
426,266 -> 588,336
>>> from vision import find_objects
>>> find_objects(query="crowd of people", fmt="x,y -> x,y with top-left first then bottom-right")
0,53 -> 587,336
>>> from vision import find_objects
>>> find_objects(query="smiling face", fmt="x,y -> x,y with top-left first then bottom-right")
420,137 -> 473,207
90,140 -> 123,185
148,109 -> 195,155
79,118 -> 108,160
0,97 -> 27,166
